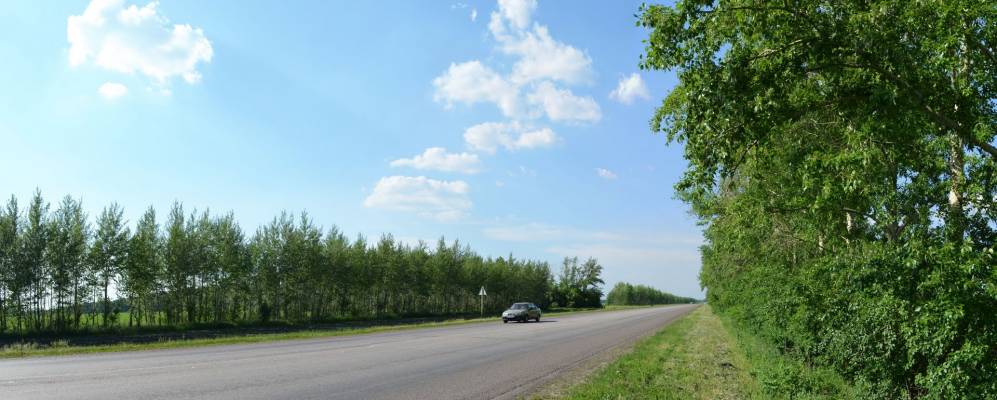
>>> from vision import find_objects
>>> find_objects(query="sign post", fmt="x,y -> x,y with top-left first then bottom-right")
478,286 -> 487,317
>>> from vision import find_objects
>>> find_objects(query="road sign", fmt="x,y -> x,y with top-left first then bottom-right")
478,287 -> 487,317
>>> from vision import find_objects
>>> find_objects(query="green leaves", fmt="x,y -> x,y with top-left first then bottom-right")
640,0 -> 997,397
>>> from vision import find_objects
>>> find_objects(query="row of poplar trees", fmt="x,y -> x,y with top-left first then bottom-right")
639,0 -> 995,398
0,191 -> 568,334
605,282 -> 697,306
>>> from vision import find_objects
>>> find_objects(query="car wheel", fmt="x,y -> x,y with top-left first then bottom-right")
503,319 -> 508,324
535,316 -> 540,322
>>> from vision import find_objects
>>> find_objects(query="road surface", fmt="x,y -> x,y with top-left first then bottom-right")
1,305 -> 698,400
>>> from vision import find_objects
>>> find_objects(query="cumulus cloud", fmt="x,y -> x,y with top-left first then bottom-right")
433,61 -> 520,118
390,147 -> 481,174
433,0 -> 599,124
68,0 -> 213,89
97,81 -> 128,99
494,0 -> 537,31
502,26 -> 592,85
463,121 -> 558,153
595,168 -> 618,180
363,176 -> 472,221
609,73 -> 650,104
528,82 -> 601,123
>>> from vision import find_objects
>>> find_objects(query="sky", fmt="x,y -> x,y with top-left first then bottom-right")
0,0 -> 704,298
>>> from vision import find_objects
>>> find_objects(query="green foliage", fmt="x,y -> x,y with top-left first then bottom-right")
555,306 -> 764,400
0,191 -> 610,335
552,256 -> 604,308
639,0 -> 996,398
606,282 -> 697,305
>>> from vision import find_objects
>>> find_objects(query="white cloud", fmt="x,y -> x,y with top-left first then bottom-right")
527,81 -> 601,123
502,25 -> 592,85
432,61 -> 520,118
363,176 -> 471,221
595,168 -> 617,180
494,0 -> 537,31
434,0 -> 597,124
516,165 -> 537,177
390,147 -> 481,174
97,81 -> 128,99
68,0 -> 213,89
463,121 -> 558,153
471,9 -> 478,22
609,73 -> 650,104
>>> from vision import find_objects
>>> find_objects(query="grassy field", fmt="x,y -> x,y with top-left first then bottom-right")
548,305 -> 858,400
0,305 -> 649,359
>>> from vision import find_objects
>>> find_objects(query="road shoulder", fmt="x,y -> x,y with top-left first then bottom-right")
534,305 -> 757,400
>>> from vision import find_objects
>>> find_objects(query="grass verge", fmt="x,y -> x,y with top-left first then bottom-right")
0,305 -> 651,359
548,305 -> 858,400
548,305 -> 758,400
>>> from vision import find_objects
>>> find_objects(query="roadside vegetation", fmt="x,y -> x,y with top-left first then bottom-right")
639,0 -> 996,398
552,306 -> 858,400
605,282 -> 698,305
0,191 -> 608,339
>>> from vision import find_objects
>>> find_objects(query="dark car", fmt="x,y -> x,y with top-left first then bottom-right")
502,302 -> 541,323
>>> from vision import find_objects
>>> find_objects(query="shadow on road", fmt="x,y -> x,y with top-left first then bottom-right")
505,320 -> 558,324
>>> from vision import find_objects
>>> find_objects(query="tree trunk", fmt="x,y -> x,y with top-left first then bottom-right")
947,133 -> 966,242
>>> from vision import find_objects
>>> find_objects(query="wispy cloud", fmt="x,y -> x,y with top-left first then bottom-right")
595,168 -> 617,180
390,147 -> 481,174
363,176 -> 471,222
97,81 -> 128,99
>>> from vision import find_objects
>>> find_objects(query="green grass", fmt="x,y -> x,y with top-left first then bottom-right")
0,305 -> 650,359
549,305 -> 759,400
720,317 -> 861,400
548,305 -> 859,400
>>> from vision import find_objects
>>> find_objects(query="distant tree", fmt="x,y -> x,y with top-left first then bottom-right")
162,202 -> 189,325
46,196 -> 88,331
21,191 -> 49,331
606,282 -> 696,305
0,190 -> 599,334
0,196 -> 21,333
122,206 -> 160,327
90,203 -> 129,328
554,257 -> 604,308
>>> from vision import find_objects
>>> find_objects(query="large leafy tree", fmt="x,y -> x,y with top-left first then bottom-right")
639,0 -> 995,397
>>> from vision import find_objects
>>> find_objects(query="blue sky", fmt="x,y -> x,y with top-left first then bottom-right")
0,0 -> 704,297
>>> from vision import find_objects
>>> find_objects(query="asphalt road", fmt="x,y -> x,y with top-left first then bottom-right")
0,304 -> 698,400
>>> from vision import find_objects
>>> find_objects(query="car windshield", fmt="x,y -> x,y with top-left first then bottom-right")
511,304 -> 528,310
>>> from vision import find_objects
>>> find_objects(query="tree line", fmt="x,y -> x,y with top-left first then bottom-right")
0,191 -> 606,334
640,0 -> 995,398
606,282 -> 697,306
